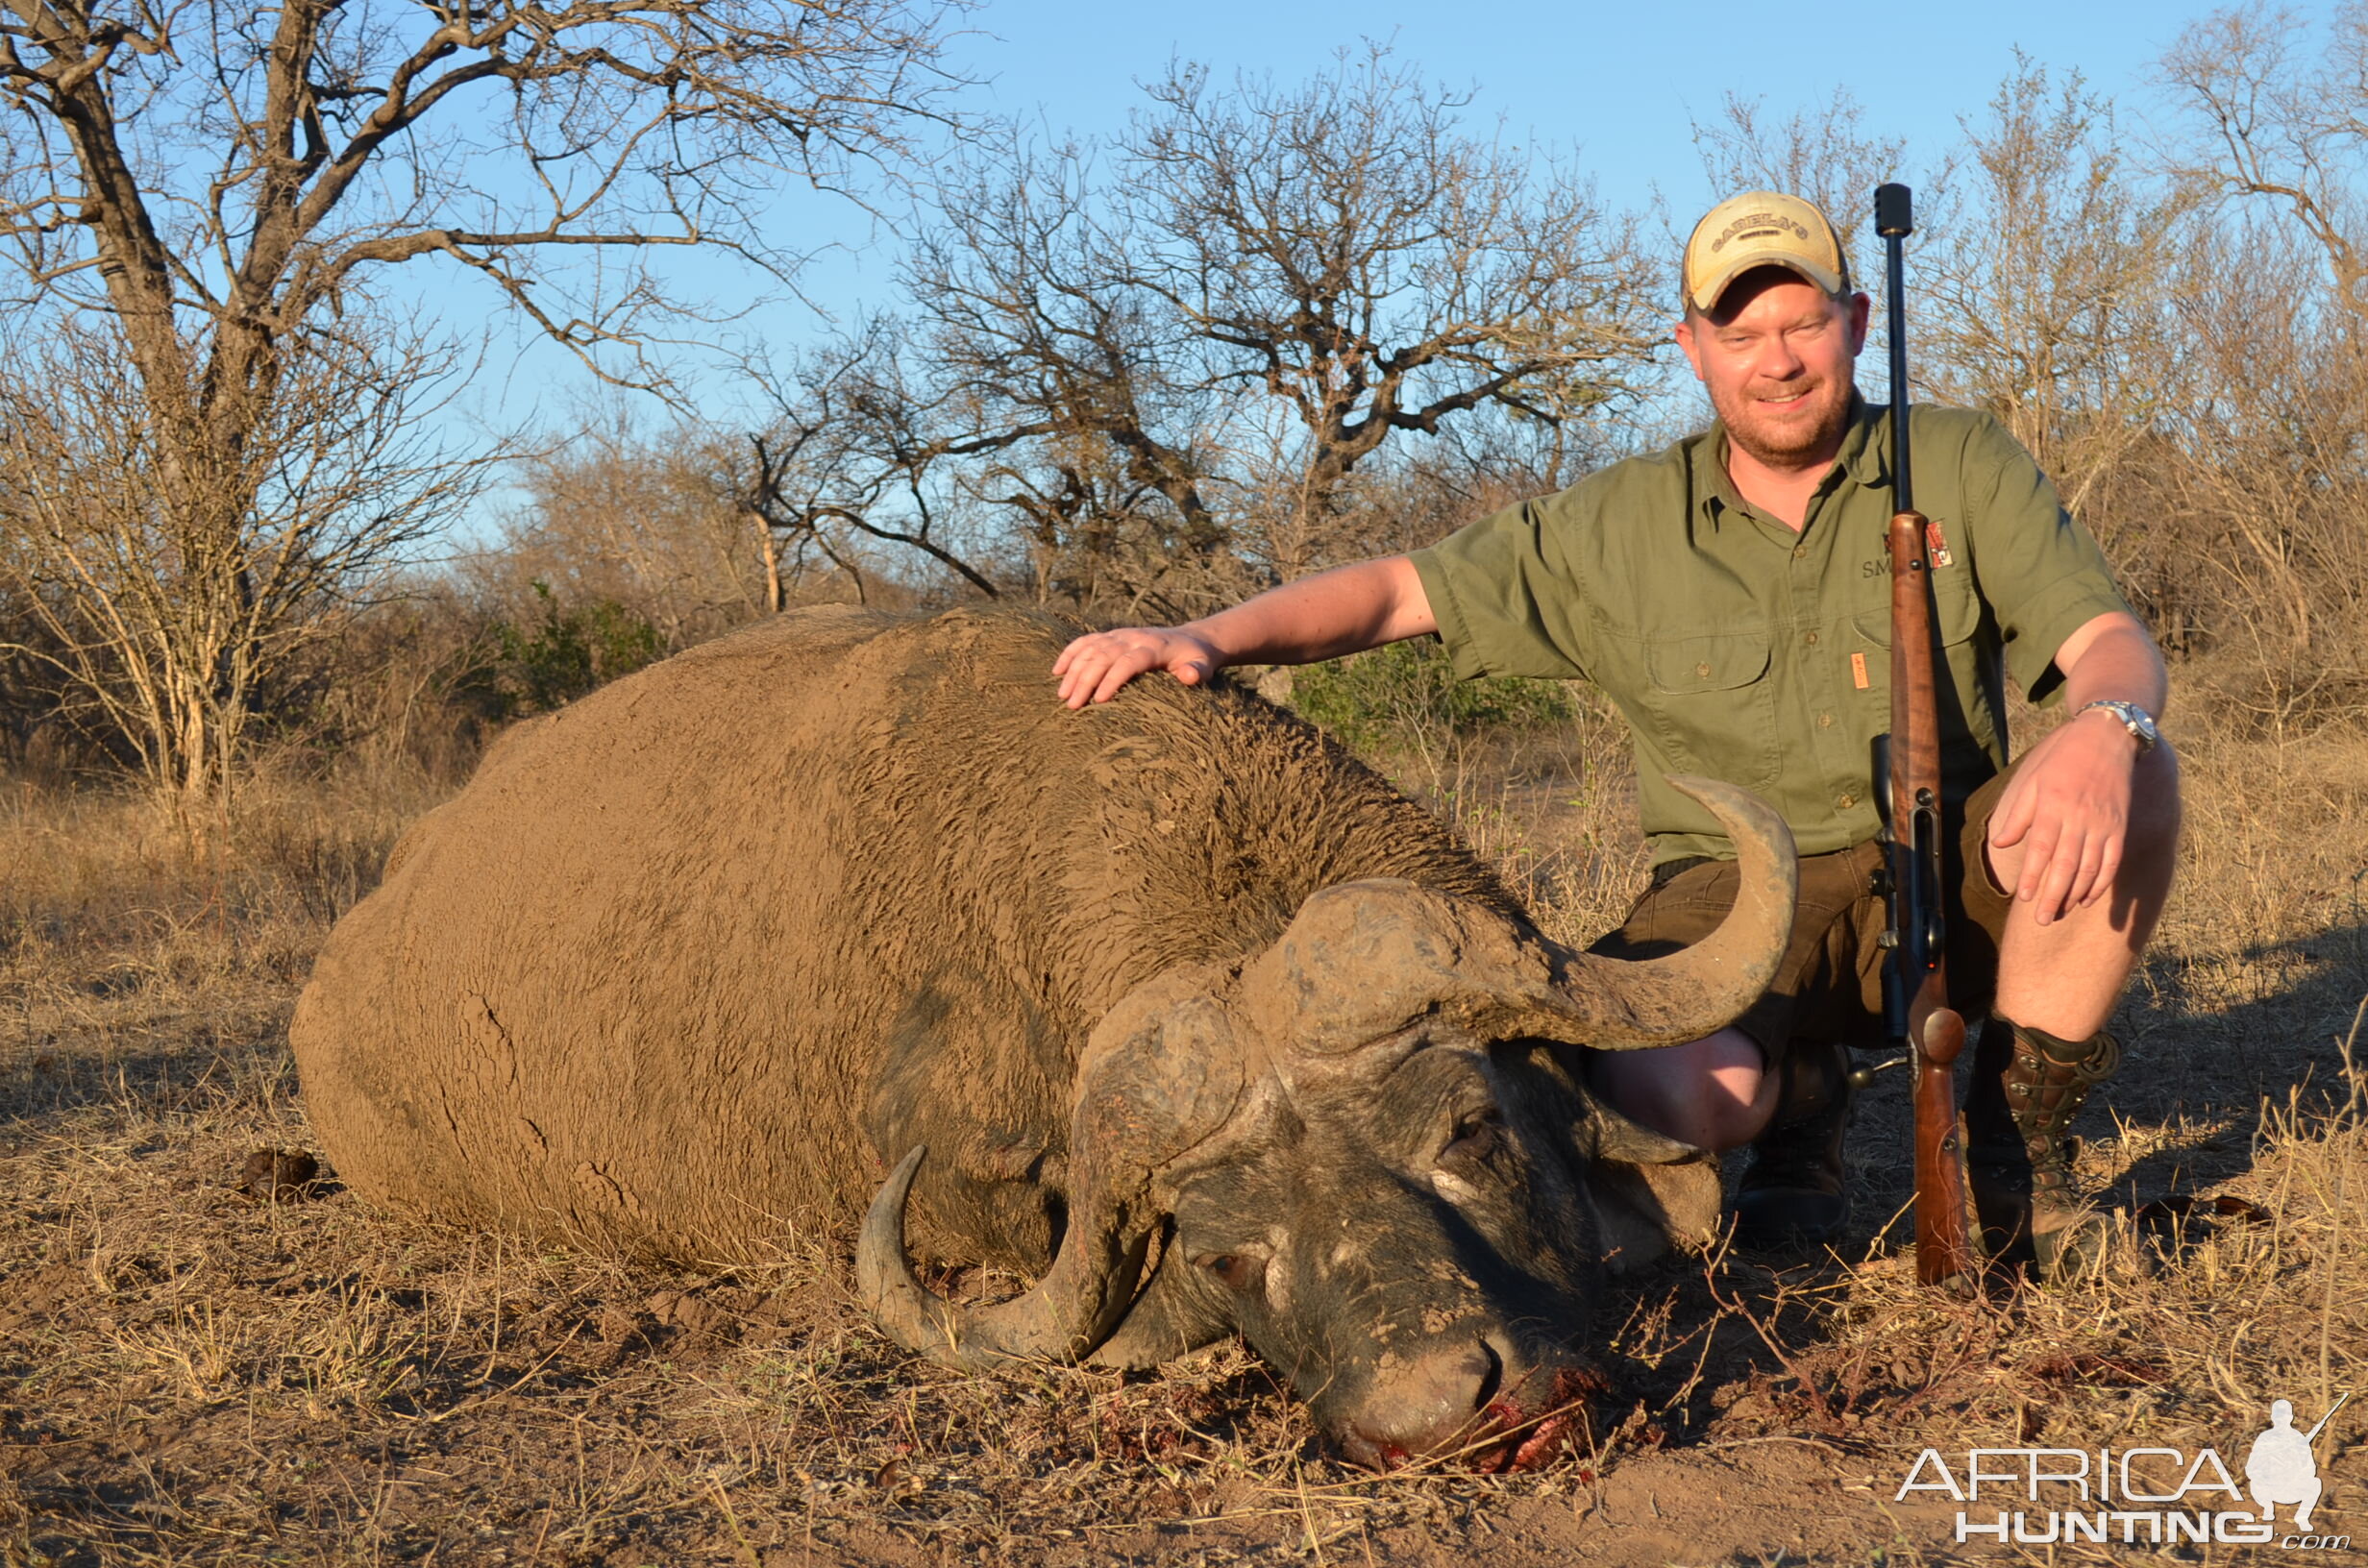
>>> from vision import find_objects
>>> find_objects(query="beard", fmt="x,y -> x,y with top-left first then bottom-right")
1710,373 -> 1856,472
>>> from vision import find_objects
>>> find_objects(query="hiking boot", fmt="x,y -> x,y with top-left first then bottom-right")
1965,1016 -> 2123,1283
1732,1040 -> 1853,1251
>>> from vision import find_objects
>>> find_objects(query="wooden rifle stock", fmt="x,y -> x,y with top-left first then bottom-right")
1875,183 -> 1980,1291
1887,509 -> 1978,1288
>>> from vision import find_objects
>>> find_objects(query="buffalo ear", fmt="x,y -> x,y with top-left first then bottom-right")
1579,1094 -> 1704,1166
1495,1042 -> 1724,1272
1583,1156 -> 1724,1273
1574,1093 -> 1724,1273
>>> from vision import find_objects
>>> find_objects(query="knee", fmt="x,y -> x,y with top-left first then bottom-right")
1698,1073 -> 1779,1151
1591,1028 -> 1772,1152
1696,1033 -> 1778,1149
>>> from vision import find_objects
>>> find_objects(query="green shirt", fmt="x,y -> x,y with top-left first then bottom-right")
1407,399 -> 2134,868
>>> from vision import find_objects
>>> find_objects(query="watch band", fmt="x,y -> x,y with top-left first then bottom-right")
2077,699 -> 2159,753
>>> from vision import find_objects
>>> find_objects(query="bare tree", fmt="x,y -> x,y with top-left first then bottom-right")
0,315 -> 480,797
0,0 -> 961,805
752,49 -> 1664,617
741,319 -> 1014,605
1687,87 -> 1908,289
1919,58 -> 2196,520
495,407 -> 773,640
2160,1 -> 2368,316
2146,6 -> 2368,717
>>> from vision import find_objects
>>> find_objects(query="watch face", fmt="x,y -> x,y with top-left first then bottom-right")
2084,700 -> 2156,748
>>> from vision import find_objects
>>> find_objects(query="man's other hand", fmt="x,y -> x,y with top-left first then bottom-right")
1984,708 -> 2144,926
1053,626 -> 1223,709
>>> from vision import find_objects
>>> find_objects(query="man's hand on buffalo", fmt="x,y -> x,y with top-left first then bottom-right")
1054,626 -> 1224,708
1052,556 -> 1441,708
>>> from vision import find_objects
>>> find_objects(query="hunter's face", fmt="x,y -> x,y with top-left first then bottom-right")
1675,269 -> 1869,471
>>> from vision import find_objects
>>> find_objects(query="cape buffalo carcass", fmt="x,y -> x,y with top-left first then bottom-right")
290,605 -> 1796,1471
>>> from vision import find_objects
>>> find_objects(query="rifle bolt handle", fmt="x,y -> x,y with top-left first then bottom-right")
1847,1054 -> 1911,1090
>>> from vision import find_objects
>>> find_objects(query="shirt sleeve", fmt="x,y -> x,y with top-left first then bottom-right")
1406,497 -> 1593,683
1959,413 -> 2135,705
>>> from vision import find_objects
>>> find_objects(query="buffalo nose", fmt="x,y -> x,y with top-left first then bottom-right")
1341,1336 -> 1507,1469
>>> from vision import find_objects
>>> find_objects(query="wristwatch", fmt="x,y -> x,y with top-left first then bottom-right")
2077,698 -> 2160,754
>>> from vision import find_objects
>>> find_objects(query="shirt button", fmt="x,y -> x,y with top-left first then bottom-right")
1793,545 -> 1808,560
1838,792 -> 1856,809
1696,661 -> 1712,678
1804,629 -> 1820,646
1818,712 -> 1835,728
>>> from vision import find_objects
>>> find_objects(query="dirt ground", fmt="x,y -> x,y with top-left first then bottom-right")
4,687 -> 2364,1567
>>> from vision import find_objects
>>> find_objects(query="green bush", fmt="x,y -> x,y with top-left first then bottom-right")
460,581 -> 670,721
1288,639 -> 1574,752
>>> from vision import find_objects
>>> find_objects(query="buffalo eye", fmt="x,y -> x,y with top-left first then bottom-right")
1443,1104 -> 1504,1163
1195,1252 -> 1264,1293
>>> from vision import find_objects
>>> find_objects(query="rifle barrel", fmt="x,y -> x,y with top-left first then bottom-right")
1876,182 -> 1914,511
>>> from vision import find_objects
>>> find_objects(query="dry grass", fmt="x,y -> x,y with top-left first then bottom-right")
3,680 -> 2364,1566
1355,680 -> 1649,947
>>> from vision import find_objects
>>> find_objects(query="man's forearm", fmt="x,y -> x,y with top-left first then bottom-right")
1181,556 -> 1438,669
2059,622 -> 2168,719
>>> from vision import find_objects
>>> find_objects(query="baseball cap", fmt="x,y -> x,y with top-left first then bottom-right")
1682,191 -> 1851,314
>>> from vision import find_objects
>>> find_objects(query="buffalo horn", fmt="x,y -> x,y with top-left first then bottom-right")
1235,778 -> 1798,1063
1532,775 -> 1798,1048
859,971 -> 1242,1369
858,1144 -> 1158,1371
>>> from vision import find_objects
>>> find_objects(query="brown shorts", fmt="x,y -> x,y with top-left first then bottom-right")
1588,762 -> 2023,1067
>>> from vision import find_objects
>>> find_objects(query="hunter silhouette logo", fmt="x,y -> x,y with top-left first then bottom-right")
1896,1388 -> 2351,1548
2249,1394 -> 2349,1532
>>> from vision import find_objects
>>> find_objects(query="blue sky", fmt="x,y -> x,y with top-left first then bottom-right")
452,0 -> 2307,524
946,0 -> 2181,214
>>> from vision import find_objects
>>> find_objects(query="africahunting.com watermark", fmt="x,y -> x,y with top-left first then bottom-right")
1896,1393 -> 2350,1549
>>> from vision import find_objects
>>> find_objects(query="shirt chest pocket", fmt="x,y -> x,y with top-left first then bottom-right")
1851,567 -> 1984,649
1641,630 -> 1779,791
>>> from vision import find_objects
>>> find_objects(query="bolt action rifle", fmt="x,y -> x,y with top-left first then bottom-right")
1872,184 -> 1980,1290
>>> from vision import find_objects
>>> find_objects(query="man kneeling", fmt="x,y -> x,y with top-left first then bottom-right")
1050,190 -> 2182,1281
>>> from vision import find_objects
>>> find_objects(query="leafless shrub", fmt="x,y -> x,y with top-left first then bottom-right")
0,317 -> 483,813
489,409 -> 777,641
0,0 -> 966,809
